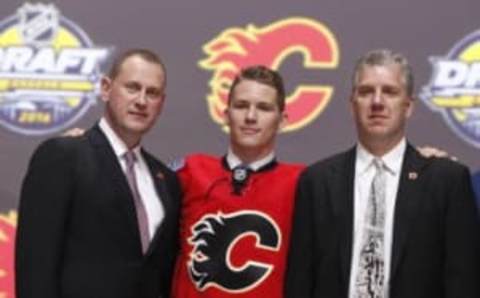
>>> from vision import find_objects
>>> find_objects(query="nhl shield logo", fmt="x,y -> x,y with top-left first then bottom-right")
18,3 -> 59,45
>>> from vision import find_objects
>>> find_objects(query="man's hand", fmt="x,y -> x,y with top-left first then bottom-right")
417,145 -> 458,161
62,127 -> 85,137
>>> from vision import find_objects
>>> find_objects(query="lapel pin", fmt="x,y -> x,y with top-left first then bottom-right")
157,172 -> 164,180
408,172 -> 418,180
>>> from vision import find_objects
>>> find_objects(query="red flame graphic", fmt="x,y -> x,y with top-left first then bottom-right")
199,17 -> 339,131
0,211 -> 16,298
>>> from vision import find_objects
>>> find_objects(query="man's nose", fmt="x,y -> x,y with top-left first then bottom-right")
135,89 -> 148,106
372,89 -> 383,104
245,106 -> 257,121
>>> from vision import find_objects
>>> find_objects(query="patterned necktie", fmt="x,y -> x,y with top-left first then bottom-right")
124,151 -> 150,254
355,158 -> 387,298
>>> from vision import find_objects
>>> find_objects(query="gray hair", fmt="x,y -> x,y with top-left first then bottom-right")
352,49 -> 414,97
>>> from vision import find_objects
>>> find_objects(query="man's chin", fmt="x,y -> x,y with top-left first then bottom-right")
122,123 -> 151,135
126,118 -> 153,129
365,125 -> 389,135
359,128 -> 390,141
234,139 -> 265,151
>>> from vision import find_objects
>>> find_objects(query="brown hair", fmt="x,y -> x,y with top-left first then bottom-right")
228,65 -> 286,111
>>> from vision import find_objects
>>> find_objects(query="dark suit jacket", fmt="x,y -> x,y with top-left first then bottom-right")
15,125 -> 182,298
285,144 -> 480,298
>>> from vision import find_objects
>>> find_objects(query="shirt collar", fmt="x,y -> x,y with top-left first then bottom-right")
355,138 -> 406,176
99,118 -> 141,159
226,148 -> 275,171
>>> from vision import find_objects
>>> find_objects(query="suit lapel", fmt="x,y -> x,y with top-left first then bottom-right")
390,144 -> 429,280
332,147 -> 357,286
87,125 -> 142,251
141,150 -> 173,256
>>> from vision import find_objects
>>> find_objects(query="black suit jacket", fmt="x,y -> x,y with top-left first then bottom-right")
285,144 -> 480,298
16,125 -> 182,298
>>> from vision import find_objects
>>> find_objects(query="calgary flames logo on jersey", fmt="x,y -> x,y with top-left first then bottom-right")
199,17 -> 339,132
0,211 -> 16,298
187,211 -> 281,293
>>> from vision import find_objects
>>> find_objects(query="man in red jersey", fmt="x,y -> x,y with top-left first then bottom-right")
170,65 -> 303,298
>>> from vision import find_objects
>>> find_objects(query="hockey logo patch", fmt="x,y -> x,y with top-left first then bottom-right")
187,210 -> 281,293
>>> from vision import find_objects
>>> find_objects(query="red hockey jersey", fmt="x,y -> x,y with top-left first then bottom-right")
171,154 -> 304,298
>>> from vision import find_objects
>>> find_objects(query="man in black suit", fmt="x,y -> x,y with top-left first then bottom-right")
15,49 -> 181,298
285,49 -> 480,298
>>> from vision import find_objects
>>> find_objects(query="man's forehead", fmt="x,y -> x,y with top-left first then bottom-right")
356,64 -> 404,84
118,55 -> 164,74
232,80 -> 276,96
116,58 -> 165,84
360,63 -> 401,74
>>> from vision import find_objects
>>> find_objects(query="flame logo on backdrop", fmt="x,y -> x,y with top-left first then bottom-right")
421,30 -> 480,148
0,3 -> 111,136
199,17 -> 339,132
0,211 -> 16,298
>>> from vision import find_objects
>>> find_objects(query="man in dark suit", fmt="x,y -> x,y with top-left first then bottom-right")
285,49 -> 480,298
15,49 -> 181,298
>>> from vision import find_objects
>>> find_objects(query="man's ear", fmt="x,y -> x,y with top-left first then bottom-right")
224,107 -> 230,126
279,112 -> 288,131
405,97 -> 415,119
349,92 -> 356,117
100,76 -> 112,103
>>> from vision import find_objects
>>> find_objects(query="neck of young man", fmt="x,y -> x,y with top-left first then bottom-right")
230,145 -> 275,165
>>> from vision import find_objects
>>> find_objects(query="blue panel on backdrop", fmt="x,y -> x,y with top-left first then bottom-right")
472,171 -> 480,209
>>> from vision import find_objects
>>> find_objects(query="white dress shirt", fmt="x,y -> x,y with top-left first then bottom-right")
348,138 -> 406,298
226,148 -> 275,171
99,118 -> 164,240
